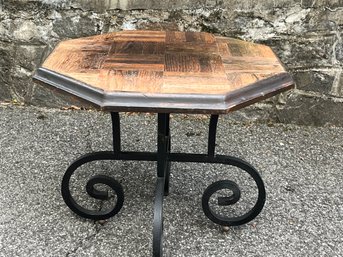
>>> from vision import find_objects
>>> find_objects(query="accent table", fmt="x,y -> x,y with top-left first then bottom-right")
33,30 -> 294,257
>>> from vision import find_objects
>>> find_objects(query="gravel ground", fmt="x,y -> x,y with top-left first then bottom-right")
0,105 -> 342,257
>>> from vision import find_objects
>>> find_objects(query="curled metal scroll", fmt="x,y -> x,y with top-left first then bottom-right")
61,151 -> 124,220
201,157 -> 265,227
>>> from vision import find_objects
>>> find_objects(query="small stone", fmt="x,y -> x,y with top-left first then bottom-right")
222,226 -> 230,232
97,220 -> 107,225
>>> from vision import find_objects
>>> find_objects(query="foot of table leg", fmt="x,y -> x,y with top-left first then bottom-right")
201,156 -> 265,227
153,177 -> 165,257
61,151 -> 125,220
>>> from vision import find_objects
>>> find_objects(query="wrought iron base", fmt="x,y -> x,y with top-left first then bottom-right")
61,113 -> 266,256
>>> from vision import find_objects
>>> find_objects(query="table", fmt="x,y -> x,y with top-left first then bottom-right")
33,30 -> 294,256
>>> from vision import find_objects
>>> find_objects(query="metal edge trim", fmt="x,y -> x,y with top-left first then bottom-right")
33,68 -> 105,107
33,68 -> 227,111
33,68 -> 294,113
223,73 -> 295,110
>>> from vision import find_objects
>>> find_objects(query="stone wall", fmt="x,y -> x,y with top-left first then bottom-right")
0,0 -> 342,126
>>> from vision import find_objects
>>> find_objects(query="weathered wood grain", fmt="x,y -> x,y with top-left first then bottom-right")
41,30 -> 287,95
35,30 -> 294,113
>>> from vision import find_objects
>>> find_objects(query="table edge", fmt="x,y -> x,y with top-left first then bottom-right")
33,68 -> 294,114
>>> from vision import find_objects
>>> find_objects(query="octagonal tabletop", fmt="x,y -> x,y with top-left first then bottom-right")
34,30 -> 294,114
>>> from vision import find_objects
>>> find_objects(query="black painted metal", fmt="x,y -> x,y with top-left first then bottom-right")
217,180 -> 241,206
208,115 -> 219,157
157,113 -> 169,178
153,177 -> 165,257
153,113 -> 171,256
60,112 -> 266,257
164,150 -> 171,196
111,112 -> 121,154
210,161 -> 263,225
86,175 -> 110,200
61,152 -> 124,220
157,114 -> 171,196
164,114 -> 171,196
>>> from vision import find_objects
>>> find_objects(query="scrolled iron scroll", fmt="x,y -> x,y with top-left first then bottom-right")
61,151 -> 124,220
201,156 -> 266,227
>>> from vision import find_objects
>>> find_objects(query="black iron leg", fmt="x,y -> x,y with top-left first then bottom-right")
153,113 -> 170,257
166,115 -> 266,226
200,156 -> 265,226
111,112 -> 121,155
157,113 -> 171,186
163,114 -> 171,196
61,151 -> 125,220
61,112 -> 125,220
203,115 -> 266,226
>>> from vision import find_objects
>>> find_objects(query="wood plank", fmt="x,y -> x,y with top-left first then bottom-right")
223,57 -> 285,73
99,69 -> 163,92
110,41 -> 165,55
166,31 -> 216,44
218,38 -> 277,58
162,74 -> 230,94
102,54 -> 164,71
112,30 -> 166,42
165,43 -> 218,54
165,53 -> 224,73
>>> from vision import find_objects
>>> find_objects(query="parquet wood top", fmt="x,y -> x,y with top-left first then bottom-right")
34,30 -> 294,113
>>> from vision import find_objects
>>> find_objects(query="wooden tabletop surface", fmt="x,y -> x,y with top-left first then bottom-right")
34,30 -> 294,113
